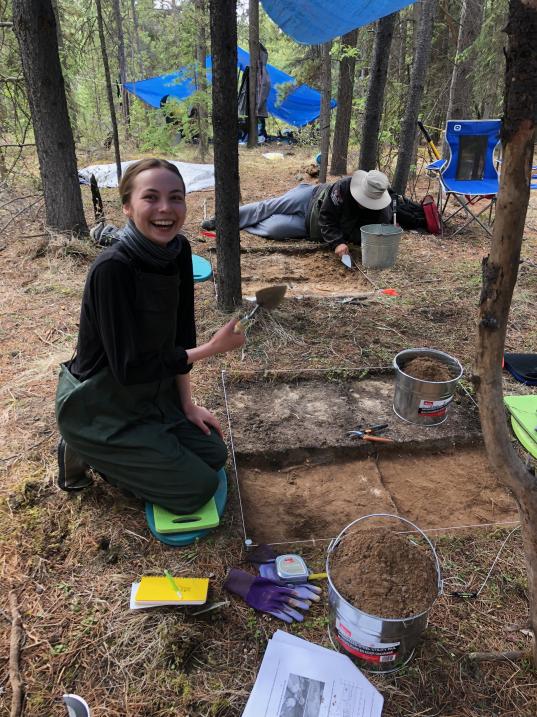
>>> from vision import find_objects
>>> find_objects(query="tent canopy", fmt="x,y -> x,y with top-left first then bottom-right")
123,47 -> 336,128
261,0 -> 417,44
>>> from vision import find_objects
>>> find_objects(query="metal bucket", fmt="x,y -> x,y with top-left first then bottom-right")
393,348 -> 463,426
361,223 -> 403,269
326,514 -> 442,674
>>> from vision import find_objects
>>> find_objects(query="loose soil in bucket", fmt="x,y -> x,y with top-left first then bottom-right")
329,528 -> 438,618
402,356 -> 454,382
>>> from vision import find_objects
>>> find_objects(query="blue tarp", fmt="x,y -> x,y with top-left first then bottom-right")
123,47 -> 335,128
261,0 -> 417,44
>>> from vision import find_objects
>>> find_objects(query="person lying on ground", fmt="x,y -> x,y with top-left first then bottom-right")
56,158 -> 244,513
201,169 -> 393,258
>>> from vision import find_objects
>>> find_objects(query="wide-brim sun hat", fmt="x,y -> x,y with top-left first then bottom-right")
350,169 -> 391,210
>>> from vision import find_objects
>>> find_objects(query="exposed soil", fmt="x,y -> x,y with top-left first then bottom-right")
238,248 -> 372,297
1,147 -> 536,716
239,446 -> 517,543
329,527 -> 438,618
226,374 -> 481,461
402,356 -> 454,382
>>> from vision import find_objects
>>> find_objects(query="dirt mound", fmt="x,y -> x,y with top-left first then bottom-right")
329,527 -> 438,618
402,356 -> 453,382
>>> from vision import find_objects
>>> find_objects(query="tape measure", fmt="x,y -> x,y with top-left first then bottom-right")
275,554 -> 310,583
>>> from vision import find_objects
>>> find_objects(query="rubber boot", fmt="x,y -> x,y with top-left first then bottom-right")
57,438 -> 93,491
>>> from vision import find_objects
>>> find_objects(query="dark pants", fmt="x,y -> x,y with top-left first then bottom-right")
56,364 -> 227,514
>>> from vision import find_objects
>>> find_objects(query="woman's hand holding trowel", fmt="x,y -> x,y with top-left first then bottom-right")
234,285 -> 287,333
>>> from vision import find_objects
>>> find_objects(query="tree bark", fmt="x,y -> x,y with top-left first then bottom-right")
359,13 -> 397,171
443,0 -> 485,154
112,0 -> 130,128
210,0 -> 241,310
475,0 -> 537,666
95,0 -> 122,182
330,30 -> 358,176
319,41 -> 332,183
247,0 -> 259,148
393,0 -> 437,195
195,0 -> 209,161
129,0 -> 145,77
12,0 -> 87,234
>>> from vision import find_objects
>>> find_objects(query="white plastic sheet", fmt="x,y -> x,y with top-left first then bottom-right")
78,160 -> 215,193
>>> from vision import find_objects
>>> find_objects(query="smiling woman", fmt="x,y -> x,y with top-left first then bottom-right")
55,159 -> 245,513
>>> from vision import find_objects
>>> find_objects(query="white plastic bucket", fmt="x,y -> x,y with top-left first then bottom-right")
361,223 -> 403,269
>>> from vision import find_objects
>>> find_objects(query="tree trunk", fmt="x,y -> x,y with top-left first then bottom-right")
392,0 -> 437,195
475,0 -> 537,666
247,0 -> 259,148
95,0 -> 122,182
319,41 -> 332,183
12,0 -> 87,235
359,13 -> 397,171
443,0 -> 485,154
210,0 -> 241,311
112,0 -> 130,128
51,0 -> 78,140
195,0 -> 209,161
129,0 -> 144,77
330,29 -> 358,176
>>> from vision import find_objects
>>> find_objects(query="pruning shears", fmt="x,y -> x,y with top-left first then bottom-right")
347,423 -> 394,443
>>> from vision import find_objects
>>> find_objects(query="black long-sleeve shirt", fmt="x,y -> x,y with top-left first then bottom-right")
307,176 -> 393,249
68,237 -> 195,386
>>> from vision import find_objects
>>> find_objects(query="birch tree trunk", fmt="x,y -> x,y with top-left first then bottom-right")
359,13 -> 397,171
210,0 -> 241,310
330,29 -> 358,176
392,0 -> 437,195
475,0 -> 537,665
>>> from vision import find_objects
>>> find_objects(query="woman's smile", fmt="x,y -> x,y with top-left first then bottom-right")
123,167 -> 187,245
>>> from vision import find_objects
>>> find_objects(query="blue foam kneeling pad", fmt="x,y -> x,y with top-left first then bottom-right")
192,254 -> 213,283
145,468 -> 227,546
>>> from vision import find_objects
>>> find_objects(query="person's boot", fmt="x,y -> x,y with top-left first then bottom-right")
201,217 -> 216,231
57,438 -> 93,491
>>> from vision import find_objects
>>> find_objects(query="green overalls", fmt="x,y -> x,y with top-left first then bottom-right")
56,260 -> 227,514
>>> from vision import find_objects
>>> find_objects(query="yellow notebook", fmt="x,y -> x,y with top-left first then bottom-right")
133,577 -> 209,607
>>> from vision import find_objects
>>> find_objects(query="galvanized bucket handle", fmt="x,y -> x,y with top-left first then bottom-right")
327,513 -> 443,595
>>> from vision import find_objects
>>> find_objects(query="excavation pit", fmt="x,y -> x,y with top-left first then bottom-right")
224,370 -> 517,544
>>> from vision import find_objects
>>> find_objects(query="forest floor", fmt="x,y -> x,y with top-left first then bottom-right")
1,145 -> 537,716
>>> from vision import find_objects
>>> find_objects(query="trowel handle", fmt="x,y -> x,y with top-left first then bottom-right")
234,304 -> 259,333
233,318 -> 249,333
362,435 -> 394,443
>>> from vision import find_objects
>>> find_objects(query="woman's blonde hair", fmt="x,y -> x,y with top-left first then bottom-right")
118,159 -> 185,205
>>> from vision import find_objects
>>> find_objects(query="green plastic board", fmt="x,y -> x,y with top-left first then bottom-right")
504,395 -> 537,459
152,497 -> 220,534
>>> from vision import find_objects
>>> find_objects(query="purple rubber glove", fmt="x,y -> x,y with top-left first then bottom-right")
224,568 -> 308,623
258,563 -> 322,602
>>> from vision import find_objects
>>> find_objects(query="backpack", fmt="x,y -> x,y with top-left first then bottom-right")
421,195 -> 442,235
390,191 -> 442,235
390,192 -> 427,231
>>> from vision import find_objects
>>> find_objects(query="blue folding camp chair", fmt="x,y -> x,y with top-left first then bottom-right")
426,119 -> 501,237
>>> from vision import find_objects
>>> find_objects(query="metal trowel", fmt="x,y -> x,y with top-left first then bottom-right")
234,284 -> 287,333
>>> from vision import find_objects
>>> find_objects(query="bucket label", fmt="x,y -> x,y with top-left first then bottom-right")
418,396 -> 453,417
335,618 -> 400,663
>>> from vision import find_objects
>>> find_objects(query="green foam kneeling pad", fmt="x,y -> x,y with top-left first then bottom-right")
145,468 -> 227,547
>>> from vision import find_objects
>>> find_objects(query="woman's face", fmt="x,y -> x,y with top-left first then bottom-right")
123,167 -> 186,245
